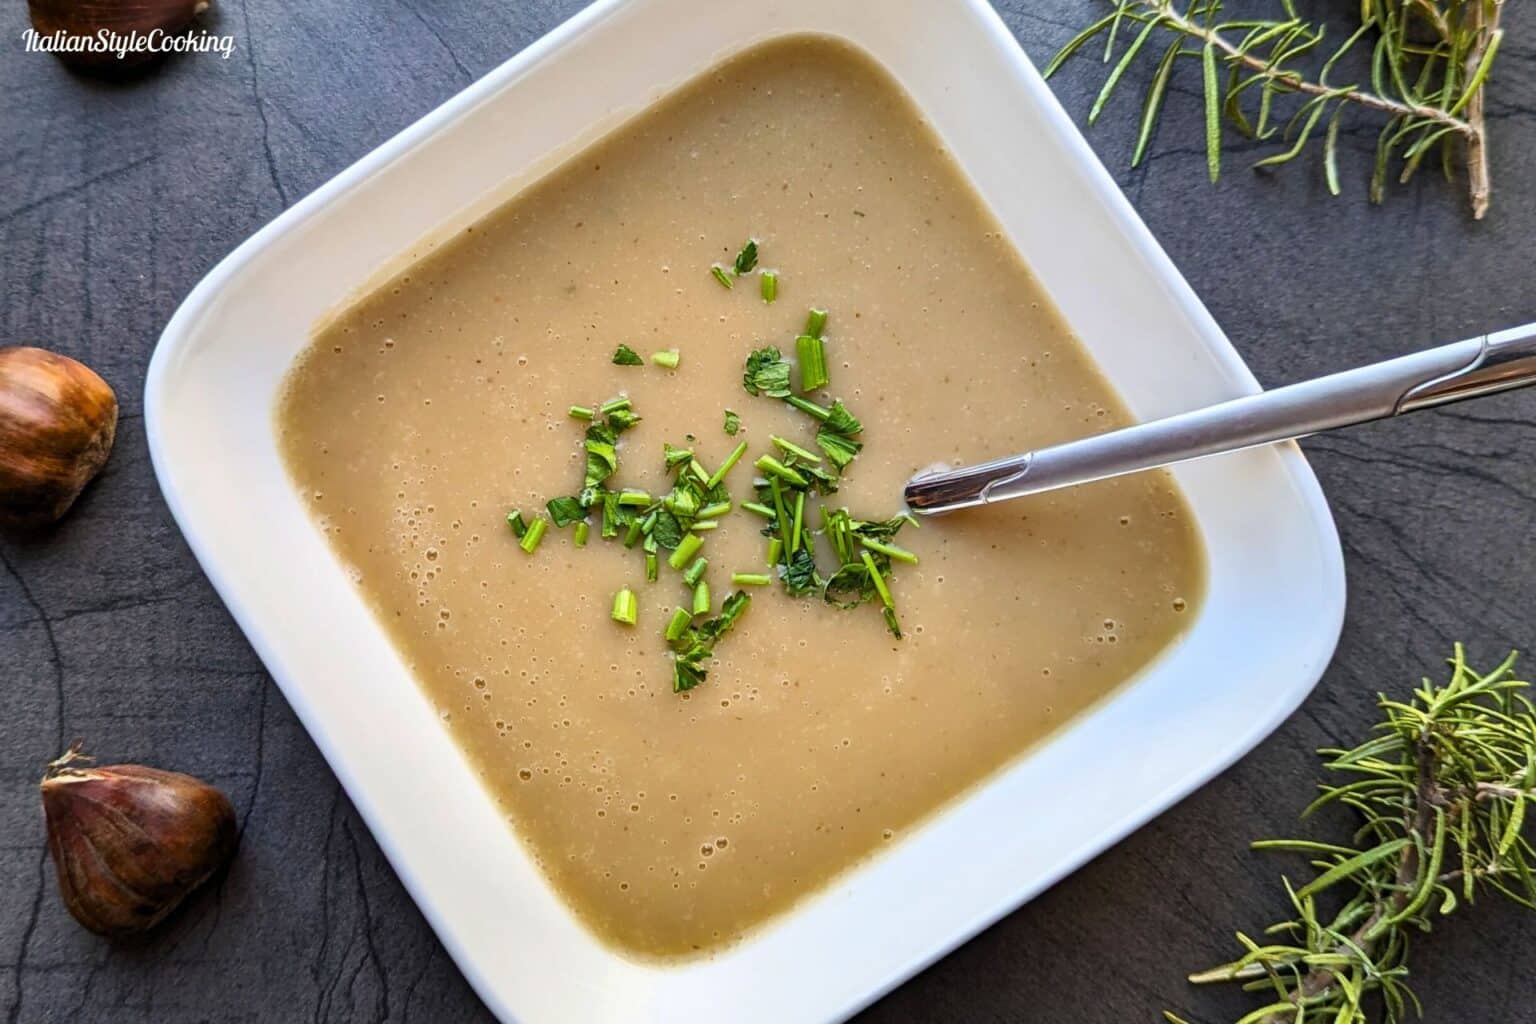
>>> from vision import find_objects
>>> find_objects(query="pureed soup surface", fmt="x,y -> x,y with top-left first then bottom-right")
279,35 -> 1205,957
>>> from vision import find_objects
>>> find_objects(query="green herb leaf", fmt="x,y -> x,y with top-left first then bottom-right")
782,547 -> 820,597
743,346 -> 792,398
612,344 -> 644,366
663,442 -> 693,470
546,496 -> 586,527
815,429 -> 862,468
733,239 -> 759,275
724,409 -> 741,436
607,408 -> 642,433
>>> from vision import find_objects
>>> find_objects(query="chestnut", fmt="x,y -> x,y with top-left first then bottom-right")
0,346 -> 118,530
41,747 -> 238,937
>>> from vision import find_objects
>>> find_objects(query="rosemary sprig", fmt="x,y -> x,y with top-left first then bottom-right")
1168,645 -> 1536,1023
1048,0 -> 1505,217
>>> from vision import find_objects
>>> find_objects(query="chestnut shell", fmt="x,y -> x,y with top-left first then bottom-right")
42,762 -> 237,936
26,0 -> 211,70
0,346 -> 118,530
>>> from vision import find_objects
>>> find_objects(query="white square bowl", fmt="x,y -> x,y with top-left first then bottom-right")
144,0 -> 1346,1020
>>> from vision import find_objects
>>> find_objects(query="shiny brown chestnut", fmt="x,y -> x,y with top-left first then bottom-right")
41,747 -> 237,937
0,346 -> 118,530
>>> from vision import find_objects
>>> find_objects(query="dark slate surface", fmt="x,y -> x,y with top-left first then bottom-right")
2,1 -> 1534,1021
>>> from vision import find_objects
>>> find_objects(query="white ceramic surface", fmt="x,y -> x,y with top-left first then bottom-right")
144,1 -> 1347,1020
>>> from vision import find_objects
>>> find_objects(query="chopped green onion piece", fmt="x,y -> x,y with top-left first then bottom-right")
612,588 -> 638,625
710,264 -> 733,289
742,501 -> 776,519
692,580 -> 711,616
860,550 -> 894,609
688,460 -> 712,487
623,518 -> 643,548
766,537 -> 783,565
724,409 -> 741,436
641,509 -> 659,535
664,606 -> 694,642
618,489 -> 652,507
770,435 -> 822,463
790,491 -> 806,554
646,552 -> 659,582
651,349 -> 681,369
573,521 -> 590,547
755,454 -> 808,488
669,533 -> 704,571
519,517 -> 548,554
691,520 -> 720,532
600,396 -> 631,415
613,344 -> 644,366
568,405 -> 595,421
506,510 -> 528,538
805,308 -> 828,338
796,333 -> 829,392
760,271 -> 778,303
682,557 -> 708,587
732,573 -> 772,586
698,501 -> 733,519
642,530 -> 659,553
706,440 -> 750,490
859,536 -> 919,564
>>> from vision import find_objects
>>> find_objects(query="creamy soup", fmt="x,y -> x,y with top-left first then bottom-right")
278,35 -> 1205,958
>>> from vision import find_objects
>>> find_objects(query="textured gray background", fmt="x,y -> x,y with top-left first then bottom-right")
3,1 -> 1534,1021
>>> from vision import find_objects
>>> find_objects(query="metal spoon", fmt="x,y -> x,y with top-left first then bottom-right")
903,322 -> 1536,515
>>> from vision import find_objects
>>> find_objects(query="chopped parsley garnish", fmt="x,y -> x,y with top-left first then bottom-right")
668,590 -> 750,692
742,346 -> 792,398
514,247 -> 916,692
733,239 -> 759,275
815,429 -> 862,468
546,496 -> 586,527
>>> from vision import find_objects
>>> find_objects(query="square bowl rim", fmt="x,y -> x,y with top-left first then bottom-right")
144,1 -> 1348,1020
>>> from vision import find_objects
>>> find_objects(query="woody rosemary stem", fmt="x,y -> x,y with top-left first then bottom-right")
1254,736 -> 1441,1022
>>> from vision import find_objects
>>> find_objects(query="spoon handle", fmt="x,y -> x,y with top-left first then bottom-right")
904,322 -> 1536,515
